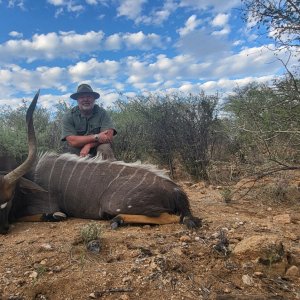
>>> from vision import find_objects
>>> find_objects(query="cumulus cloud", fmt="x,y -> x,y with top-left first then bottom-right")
116,0 -> 177,25
117,0 -> 146,20
0,41 -> 297,109
177,15 -> 201,36
0,30 -> 164,64
123,32 -> 162,50
68,58 -> 120,82
9,31 -> 23,38
47,0 -> 84,16
176,29 -> 230,59
179,0 -> 241,12
211,13 -> 229,27
0,31 -> 104,63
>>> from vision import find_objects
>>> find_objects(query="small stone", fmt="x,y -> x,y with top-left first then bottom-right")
143,225 -> 151,229
253,272 -> 264,277
267,207 -> 272,211
29,271 -> 38,279
122,276 -> 132,283
40,259 -> 47,265
89,293 -> 97,299
242,274 -> 254,286
224,288 -> 231,293
119,295 -> 129,300
86,239 -> 101,253
195,236 -> 200,241
39,243 -> 53,251
180,235 -> 192,243
285,266 -> 299,279
52,266 -> 62,273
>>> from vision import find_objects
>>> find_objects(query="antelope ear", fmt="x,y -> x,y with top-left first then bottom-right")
19,177 -> 48,194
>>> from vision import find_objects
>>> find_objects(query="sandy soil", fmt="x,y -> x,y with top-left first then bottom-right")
0,175 -> 300,300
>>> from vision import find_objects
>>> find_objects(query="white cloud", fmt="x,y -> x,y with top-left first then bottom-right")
179,0 -> 241,12
68,58 -> 120,82
211,13 -> 229,27
123,32 -> 162,50
177,15 -> 201,36
47,0 -> 84,15
1,42 -> 298,109
117,0 -> 147,20
9,31 -> 23,38
176,29 -> 230,59
116,0 -> 177,25
212,26 -> 230,36
0,30 -> 164,64
211,13 -> 230,36
8,0 -> 25,9
105,34 -> 122,50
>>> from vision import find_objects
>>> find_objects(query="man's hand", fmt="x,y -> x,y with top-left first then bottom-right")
80,143 -> 93,157
97,129 -> 113,144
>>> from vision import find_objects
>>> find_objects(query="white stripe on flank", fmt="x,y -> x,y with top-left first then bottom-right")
109,167 -> 139,200
62,159 -> 81,210
119,171 -> 149,208
47,156 -> 61,211
73,159 -> 93,205
57,159 -> 70,190
99,165 -> 126,216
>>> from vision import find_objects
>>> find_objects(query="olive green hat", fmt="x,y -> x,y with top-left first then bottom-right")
70,84 -> 100,100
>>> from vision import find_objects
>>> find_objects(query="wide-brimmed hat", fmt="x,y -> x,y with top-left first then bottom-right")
70,84 -> 100,100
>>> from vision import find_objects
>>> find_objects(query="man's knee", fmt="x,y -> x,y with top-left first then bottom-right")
96,144 -> 116,160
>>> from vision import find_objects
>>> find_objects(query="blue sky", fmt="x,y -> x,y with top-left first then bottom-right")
0,0 -> 298,110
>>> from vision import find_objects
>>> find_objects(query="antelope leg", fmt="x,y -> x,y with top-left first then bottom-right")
110,212 -> 180,229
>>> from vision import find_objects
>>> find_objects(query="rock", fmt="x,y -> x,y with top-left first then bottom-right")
242,274 -> 254,286
39,243 -> 53,251
180,235 -> 192,242
40,259 -> 47,265
233,235 -> 287,276
122,276 -> 132,283
29,271 -> 38,279
253,272 -> 264,277
52,266 -> 62,273
272,214 -> 291,224
288,246 -> 300,266
86,239 -> 101,253
285,265 -> 299,279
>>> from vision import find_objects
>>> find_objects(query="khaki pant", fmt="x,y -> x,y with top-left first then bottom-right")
96,143 -> 116,160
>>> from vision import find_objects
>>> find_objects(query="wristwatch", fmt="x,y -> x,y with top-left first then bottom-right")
94,134 -> 99,142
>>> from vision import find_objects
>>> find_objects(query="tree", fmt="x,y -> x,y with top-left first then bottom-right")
242,0 -> 300,52
224,78 -> 300,171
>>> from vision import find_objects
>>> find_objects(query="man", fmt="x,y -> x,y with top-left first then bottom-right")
61,83 -> 117,159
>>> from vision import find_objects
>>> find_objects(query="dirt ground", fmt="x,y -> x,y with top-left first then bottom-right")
0,172 -> 300,300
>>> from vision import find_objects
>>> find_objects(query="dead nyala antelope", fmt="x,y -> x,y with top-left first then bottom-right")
0,91 -> 201,234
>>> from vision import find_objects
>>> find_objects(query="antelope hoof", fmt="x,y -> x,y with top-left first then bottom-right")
110,216 -> 124,229
41,212 -> 67,222
183,216 -> 202,229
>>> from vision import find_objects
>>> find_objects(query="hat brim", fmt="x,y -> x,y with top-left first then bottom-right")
70,91 -> 100,100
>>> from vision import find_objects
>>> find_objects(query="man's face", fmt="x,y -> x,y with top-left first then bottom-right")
77,94 -> 95,113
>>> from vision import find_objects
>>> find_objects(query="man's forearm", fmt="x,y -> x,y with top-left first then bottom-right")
66,135 -> 97,148
66,129 -> 114,148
